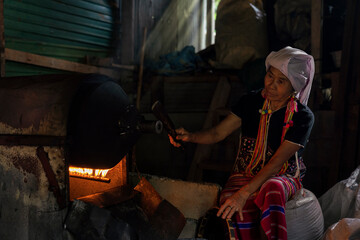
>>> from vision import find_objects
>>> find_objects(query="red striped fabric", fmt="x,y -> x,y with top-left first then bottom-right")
220,174 -> 301,240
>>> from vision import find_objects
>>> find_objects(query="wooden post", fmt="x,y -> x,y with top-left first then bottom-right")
199,0 -> 206,49
311,0 -> 323,76
206,0 -> 214,46
136,27 -> 147,110
0,0 -> 5,78
310,0 -> 323,110
337,0 -> 360,180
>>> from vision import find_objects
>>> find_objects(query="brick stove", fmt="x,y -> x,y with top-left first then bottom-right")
0,74 -> 163,239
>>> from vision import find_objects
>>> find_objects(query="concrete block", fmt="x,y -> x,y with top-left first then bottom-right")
129,173 -> 221,220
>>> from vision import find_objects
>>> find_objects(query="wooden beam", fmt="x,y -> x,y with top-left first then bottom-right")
4,48 -> 119,79
310,0 -> 323,110
136,27 -> 147,110
0,0 -> 5,77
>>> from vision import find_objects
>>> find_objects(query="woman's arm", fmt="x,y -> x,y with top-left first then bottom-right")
217,140 -> 301,220
175,113 -> 242,145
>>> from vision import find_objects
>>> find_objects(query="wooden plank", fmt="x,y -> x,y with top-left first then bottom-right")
85,56 -> 136,70
111,63 -> 136,71
119,0 -> 135,65
4,48 -> 119,78
0,0 -> 4,77
329,72 -> 340,111
187,76 -> 231,181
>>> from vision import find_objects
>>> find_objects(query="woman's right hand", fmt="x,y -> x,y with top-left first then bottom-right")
217,188 -> 250,220
168,128 -> 192,147
175,128 -> 192,142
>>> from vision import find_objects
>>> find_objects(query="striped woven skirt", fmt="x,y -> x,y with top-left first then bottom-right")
219,174 -> 301,240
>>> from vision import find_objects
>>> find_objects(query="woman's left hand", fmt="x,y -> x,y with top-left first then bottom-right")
217,189 -> 250,221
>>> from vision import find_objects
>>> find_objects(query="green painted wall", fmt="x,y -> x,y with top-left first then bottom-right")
4,0 -> 116,76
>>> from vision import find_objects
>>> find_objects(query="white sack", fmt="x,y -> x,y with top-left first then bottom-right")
274,0 -> 311,50
212,0 -> 268,69
285,188 -> 324,240
319,166 -> 360,229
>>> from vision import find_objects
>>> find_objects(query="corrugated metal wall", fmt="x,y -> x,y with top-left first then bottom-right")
4,0 -> 117,76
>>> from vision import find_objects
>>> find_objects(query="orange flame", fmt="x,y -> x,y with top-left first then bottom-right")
69,167 -> 110,179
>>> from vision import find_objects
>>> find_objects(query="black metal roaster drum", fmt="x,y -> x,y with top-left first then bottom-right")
66,74 -> 142,169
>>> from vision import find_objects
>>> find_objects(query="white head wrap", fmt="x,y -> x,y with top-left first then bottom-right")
265,46 -> 315,105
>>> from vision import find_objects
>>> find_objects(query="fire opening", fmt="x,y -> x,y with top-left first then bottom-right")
69,167 -> 111,183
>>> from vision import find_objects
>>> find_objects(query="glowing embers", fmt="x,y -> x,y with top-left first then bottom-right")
69,167 -> 111,183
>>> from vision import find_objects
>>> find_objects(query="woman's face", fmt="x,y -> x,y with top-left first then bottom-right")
264,67 -> 294,102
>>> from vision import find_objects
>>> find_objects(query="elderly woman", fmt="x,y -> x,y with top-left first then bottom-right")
172,46 -> 315,239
